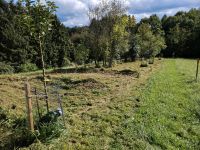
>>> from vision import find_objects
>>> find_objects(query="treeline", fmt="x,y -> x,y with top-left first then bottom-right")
0,0 -> 200,73
0,0 -> 71,72
162,10 -> 200,57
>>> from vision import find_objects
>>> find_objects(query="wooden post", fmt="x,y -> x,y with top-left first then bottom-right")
196,58 -> 199,82
34,88 -> 41,119
25,81 -> 34,132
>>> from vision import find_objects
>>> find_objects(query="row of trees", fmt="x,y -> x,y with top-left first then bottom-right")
1,0 -> 200,73
162,9 -> 200,57
72,0 -> 166,67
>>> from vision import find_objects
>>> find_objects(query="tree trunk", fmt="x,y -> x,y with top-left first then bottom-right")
131,57 -> 135,62
109,57 -> 113,67
196,58 -> 199,82
103,57 -> 106,67
39,35 -> 49,113
95,60 -> 97,66
124,56 -> 127,62
109,42 -> 115,68
84,62 -> 87,69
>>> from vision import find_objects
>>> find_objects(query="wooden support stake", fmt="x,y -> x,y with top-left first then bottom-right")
25,81 -> 34,132
196,58 -> 199,82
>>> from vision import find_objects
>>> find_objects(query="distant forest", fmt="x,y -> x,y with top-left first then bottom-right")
0,0 -> 200,73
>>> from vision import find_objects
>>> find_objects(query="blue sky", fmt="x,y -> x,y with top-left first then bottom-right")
13,0 -> 200,27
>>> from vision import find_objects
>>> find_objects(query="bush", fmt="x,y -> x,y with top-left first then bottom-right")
12,127 -> 35,148
63,57 -> 71,67
95,63 -> 101,68
149,58 -> 154,64
18,63 -> 38,72
119,69 -> 140,78
140,61 -> 148,67
0,62 -> 14,74
0,107 -> 7,121
112,60 -> 118,67
38,121 -> 64,142
10,116 -> 64,148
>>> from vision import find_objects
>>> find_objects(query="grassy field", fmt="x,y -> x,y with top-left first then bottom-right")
0,59 -> 200,149
110,59 -> 200,149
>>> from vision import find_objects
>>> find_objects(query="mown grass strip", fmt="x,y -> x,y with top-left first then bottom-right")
110,59 -> 200,149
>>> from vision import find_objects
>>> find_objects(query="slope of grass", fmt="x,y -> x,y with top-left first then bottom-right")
1,59 -> 199,149
110,59 -> 200,149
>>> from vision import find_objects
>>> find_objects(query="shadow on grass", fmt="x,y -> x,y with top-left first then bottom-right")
51,67 -> 140,77
186,79 -> 197,84
60,78 -> 108,90
51,67 -> 101,74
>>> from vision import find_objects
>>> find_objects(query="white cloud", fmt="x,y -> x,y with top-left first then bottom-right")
53,0 -> 99,27
128,0 -> 200,14
133,7 -> 194,22
52,0 -> 200,27
62,14 -> 89,27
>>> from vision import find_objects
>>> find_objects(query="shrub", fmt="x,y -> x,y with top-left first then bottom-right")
10,117 -> 64,148
12,127 -> 35,148
18,63 -> 38,72
0,62 -> 14,74
112,60 -> 118,67
119,69 -> 140,78
149,57 -> 154,64
63,57 -> 71,67
140,60 -> 148,67
0,107 -> 7,121
37,121 -> 64,142
95,63 -> 101,68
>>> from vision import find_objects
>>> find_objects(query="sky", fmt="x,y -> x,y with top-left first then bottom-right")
13,0 -> 200,27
